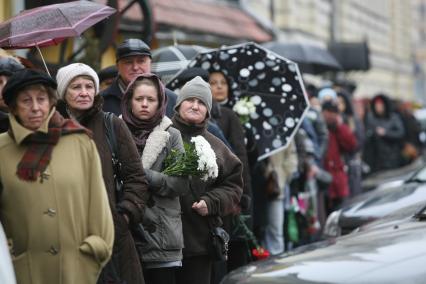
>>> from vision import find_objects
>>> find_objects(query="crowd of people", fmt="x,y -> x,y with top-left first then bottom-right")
0,38 -> 423,284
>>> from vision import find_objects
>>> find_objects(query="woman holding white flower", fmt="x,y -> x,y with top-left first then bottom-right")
172,76 -> 243,284
120,73 -> 189,284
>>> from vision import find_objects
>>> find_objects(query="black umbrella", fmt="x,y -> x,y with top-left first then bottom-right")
151,44 -> 209,83
170,42 -> 309,161
0,56 -> 24,76
262,41 -> 342,74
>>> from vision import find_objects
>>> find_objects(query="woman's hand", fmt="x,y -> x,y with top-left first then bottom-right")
192,200 -> 209,216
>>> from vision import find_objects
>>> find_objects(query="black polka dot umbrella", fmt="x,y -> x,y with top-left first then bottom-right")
169,42 -> 310,161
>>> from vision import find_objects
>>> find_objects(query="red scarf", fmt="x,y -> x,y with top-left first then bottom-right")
9,111 -> 92,182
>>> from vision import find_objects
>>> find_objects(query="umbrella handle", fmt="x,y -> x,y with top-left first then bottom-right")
35,45 -> 51,77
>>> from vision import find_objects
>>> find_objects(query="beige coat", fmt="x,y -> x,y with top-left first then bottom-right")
264,140 -> 298,198
0,111 -> 114,284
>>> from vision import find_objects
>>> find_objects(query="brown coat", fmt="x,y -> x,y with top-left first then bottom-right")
79,110 -> 149,284
172,115 -> 243,257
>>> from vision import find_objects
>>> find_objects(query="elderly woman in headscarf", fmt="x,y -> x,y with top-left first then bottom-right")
120,73 -> 189,284
0,69 -> 114,284
172,76 -> 243,284
56,63 -> 148,284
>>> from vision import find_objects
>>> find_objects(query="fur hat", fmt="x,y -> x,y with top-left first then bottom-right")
56,63 -> 99,100
174,76 -> 212,116
2,69 -> 56,106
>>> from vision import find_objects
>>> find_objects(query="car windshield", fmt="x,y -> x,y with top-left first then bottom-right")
407,166 -> 426,183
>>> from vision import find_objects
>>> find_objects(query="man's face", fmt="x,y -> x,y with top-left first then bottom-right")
117,55 -> 151,86
0,75 -> 9,111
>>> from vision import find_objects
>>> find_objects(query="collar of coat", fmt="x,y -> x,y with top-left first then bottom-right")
9,107 -> 56,144
141,116 -> 172,169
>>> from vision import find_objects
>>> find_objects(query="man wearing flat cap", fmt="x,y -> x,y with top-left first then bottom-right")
101,38 -> 177,117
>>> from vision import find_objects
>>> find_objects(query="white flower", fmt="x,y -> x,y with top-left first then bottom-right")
191,135 -> 219,181
233,97 -> 256,116
233,97 -> 256,124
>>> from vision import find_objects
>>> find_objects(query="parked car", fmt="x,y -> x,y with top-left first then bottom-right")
324,164 -> 426,237
361,157 -> 424,192
0,222 -> 16,284
221,202 -> 426,284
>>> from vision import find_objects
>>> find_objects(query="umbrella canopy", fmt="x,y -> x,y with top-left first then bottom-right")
151,44 -> 209,84
0,1 -> 116,49
170,42 -> 309,161
262,41 -> 342,74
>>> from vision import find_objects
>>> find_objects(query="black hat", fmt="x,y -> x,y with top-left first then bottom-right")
2,69 -> 57,106
116,39 -> 151,61
0,57 -> 25,76
98,65 -> 117,82
168,67 -> 209,90
321,100 -> 339,113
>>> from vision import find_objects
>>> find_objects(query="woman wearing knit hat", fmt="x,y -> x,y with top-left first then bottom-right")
0,69 -> 114,284
56,63 -> 149,284
120,73 -> 189,284
172,76 -> 243,284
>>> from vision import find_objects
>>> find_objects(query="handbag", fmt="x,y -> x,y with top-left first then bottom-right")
208,224 -> 230,262
189,182 -> 230,261
104,112 -> 123,198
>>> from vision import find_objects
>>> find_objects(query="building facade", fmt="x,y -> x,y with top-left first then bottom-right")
244,0 -> 418,101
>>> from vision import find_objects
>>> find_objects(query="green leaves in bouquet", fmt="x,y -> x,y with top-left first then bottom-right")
162,141 -> 206,177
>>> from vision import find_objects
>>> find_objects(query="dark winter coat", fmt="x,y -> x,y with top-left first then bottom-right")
0,111 -> 8,133
59,98 -> 149,284
211,103 -> 251,211
363,94 -> 405,173
172,115 -> 243,258
101,77 -> 177,118
134,116 -> 189,266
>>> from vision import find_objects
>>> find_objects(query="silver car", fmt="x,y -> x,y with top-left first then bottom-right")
221,202 -> 426,284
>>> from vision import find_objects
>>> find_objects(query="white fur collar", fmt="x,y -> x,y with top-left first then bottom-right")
141,117 -> 172,168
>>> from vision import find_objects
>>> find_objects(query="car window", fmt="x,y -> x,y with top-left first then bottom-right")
408,166 -> 426,182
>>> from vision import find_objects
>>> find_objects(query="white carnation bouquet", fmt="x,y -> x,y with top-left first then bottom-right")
232,97 -> 256,124
162,135 -> 218,181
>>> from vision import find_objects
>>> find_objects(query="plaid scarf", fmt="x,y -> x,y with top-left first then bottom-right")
9,111 -> 91,182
